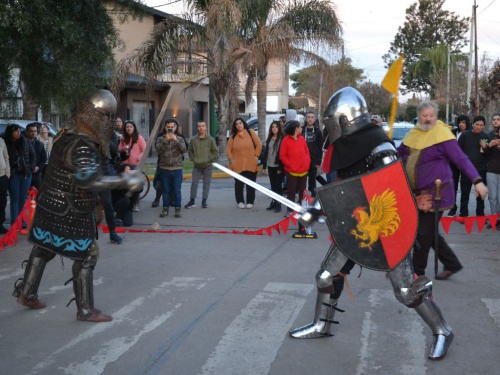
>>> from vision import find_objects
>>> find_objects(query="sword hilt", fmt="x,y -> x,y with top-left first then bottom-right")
434,179 -> 442,201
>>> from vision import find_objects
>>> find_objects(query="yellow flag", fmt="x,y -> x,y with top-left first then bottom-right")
382,54 -> 405,94
381,54 -> 404,139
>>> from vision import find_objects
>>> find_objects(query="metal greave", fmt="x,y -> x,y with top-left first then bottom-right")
72,256 -> 97,317
289,245 -> 348,338
15,254 -> 48,300
388,253 -> 453,359
414,299 -> 452,336
289,293 -> 340,338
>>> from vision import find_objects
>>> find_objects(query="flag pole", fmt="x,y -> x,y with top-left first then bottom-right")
381,54 -> 405,139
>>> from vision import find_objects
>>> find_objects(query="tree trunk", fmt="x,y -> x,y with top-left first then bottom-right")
216,90 -> 230,164
21,88 -> 37,120
256,66 -> 268,142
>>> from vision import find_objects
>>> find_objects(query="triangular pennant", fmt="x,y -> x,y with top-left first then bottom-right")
272,223 -> 280,234
264,227 -> 272,236
464,217 -> 475,233
476,216 -> 487,232
487,214 -> 498,229
440,216 -> 454,234
279,218 -> 290,234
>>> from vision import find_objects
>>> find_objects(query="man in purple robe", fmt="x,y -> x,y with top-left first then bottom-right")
397,100 -> 488,280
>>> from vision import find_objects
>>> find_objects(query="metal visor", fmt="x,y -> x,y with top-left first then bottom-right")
317,160 -> 418,271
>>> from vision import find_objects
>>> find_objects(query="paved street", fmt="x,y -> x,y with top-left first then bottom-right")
0,176 -> 499,375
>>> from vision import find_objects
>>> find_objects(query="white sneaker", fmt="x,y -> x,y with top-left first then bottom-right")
246,203 -> 253,208
238,202 -> 245,209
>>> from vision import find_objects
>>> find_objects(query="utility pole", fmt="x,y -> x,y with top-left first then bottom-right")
446,45 -> 450,123
317,70 -> 323,122
466,4 -> 474,115
474,0 -> 479,116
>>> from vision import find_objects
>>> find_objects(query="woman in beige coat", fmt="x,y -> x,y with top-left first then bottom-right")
227,118 -> 262,208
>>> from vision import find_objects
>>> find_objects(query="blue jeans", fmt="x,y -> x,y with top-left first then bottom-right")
9,174 -> 32,224
159,168 -> 183,208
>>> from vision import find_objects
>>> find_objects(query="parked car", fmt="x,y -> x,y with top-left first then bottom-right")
388,123 -> 414,147
0,119 -> 58,137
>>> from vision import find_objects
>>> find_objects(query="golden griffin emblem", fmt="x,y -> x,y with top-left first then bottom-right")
350,189 -> 400,249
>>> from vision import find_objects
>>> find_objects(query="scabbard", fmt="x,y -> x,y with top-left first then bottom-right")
433,180 -> 442,277
434,206 -> 440,277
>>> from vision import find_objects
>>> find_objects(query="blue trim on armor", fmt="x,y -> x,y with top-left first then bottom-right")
75,155 -> 99,181
32,227 -> 92,252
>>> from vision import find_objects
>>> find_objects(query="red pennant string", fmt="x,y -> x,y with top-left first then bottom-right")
3,194 -> 500,254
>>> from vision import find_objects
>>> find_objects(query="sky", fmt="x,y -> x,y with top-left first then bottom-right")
143,0 -> 500,95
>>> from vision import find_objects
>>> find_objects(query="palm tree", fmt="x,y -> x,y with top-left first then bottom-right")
239,0 -> 343,139
115,0 -> 246,162
409,44 -> 467,101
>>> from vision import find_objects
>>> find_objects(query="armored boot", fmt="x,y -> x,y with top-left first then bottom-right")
13,254 -> 49,309
72,258 -> 112,323
289,292 -> 343,338
414,299 -> 453,360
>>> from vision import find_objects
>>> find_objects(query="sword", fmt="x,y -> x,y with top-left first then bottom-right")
434,179 -> 442,277
212,163 -> 305,214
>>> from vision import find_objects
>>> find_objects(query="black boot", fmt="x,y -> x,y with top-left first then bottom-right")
274,202 -> 282,213
266,200 -> 276,211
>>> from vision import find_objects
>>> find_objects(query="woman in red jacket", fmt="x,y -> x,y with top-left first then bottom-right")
279,120 -> 311,216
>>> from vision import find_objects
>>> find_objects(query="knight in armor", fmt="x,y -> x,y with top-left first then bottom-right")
12,89 -> 143,322
289,87 -> 455,360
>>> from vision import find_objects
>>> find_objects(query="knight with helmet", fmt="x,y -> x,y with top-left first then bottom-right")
290,87 -> 454,360
12,89 -> 143,322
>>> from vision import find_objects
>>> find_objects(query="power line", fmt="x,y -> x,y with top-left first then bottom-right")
150,0 -> 182,8
478,0 -> 496,15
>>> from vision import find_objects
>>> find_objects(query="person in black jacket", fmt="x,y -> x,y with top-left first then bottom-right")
25,122 -> 47,190
262,120 -> 284,212
457,115 -> 490,217
447,115 -> 471,216
301,111 -> 323,197
3,124 -> 36,227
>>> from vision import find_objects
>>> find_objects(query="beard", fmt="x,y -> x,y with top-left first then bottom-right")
416,122 -> 436,132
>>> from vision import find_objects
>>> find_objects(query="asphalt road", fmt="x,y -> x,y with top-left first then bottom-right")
0,177 -> 499,375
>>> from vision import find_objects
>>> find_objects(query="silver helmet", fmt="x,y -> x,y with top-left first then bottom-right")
86,89 -> 117,116
323,87 -> 370,136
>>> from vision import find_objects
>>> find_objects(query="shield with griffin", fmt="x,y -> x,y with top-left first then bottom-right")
316,160 -> 418,271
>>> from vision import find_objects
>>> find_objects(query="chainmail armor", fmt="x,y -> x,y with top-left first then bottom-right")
28,131 -> 102,260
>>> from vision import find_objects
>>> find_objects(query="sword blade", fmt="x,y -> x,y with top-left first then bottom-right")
212,163 -> 305,213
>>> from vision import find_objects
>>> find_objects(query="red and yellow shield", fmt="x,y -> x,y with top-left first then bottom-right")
317,160 -> 418,271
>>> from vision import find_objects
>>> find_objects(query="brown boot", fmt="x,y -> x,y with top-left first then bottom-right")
17,293 -> 46,309
77,308 -> 113,322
